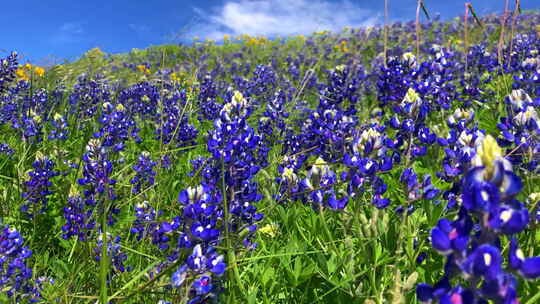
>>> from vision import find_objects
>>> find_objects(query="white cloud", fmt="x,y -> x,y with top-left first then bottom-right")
191,0 -> 380,40
52,22 -> 85,44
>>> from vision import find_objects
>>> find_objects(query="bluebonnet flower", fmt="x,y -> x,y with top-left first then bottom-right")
497,89 -> 540,172
0,143 -> 14,156
94,102 -> 140,152
68,73 -> 112,120
130,152 -> 157,195
130,201 -> 158,241
417,135 -> 540,303
0,225 -> 41,302
171,244 -> 225,302
151,217 -> 181,252
20,154 -> 59,217
511,34 -> 540,95
258,90 -> 289,142
177,185 -> 221,245
119,81 -> 160,120
274,156 -> 303,203
78,139 -> 117,201
11,110 -> 44,143
48,113 -> 69,141
341,124 -> 394,209
155,85 -> 198,149
195,74 -> 222,122
24,88 -> 51,119
375,52 -> 419,108
435,120 -> 487,209
291,66 -> 360,162
76,139 -> 120,230
164,90 -> 266,303
245,64 -> 277,99
160,154 -> 172,170
0,52 -> 18,93
94,234 -> 129,274
446,108 -> 475,130
395,168 -> 439,214
299,157 -> 347,210
61,194 -> 95,240
387,87 -> 436,162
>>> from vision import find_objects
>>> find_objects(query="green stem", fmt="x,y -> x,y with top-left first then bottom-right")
221,160 -> 244,297
99,199 -> 109,304
319,205 -> 337,251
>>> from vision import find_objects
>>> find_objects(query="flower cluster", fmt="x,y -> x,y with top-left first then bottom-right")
395,168 -> 439,214
0,52 -> 18,93
95,102 -> 141,152
61,194 -> 95,240
155,85 -> 198,149
497,89 -> 540,172
78,139 -> 117,202
20,154 -> 59,217
0,143 -> 14,156
119,81 -> 160,120
171,244 -> 225,302
48,113 -> 69,141
130,201 -> 158,241
130,152 -> 157,195
343,124 -> 395,209
153,90 -> 267,303
0,225 -> 41,302
93,234 -> 129,275
417,135 -> 540,303
68,73 -> 112,120
195,74 -> 221,122
258,90 -> 289,142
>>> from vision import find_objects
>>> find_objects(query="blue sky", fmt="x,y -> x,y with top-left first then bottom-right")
2,0 -> 538,64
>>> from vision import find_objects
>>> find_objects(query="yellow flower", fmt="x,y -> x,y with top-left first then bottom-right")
136,65 -> 146,72
136,65 -> 150,74
24,63 -> 33,70
335,40 -> 349,52
259,223 -> 279,237
34,67 -> 45,77
15,69 -> 29,81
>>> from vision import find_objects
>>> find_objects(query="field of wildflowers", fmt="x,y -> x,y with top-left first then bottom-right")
1,6 -> 540,304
